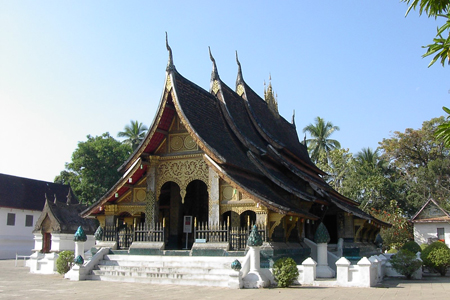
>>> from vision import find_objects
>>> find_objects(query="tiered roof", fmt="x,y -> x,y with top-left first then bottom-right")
82,39 -> 386,226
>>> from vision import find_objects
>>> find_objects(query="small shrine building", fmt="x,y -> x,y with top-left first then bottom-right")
82,39 -> 386,255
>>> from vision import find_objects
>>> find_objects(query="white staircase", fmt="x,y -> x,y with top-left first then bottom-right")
87,254 -> 240,287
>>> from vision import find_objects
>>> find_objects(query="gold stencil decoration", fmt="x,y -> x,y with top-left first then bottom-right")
165,75 -> 172,91
135,189 -> 146,202
156,157 -> 209,201
222,186 -> 234,202
184,135 -> 196,150
236,84 -> 244,96
170,136 -> 183,151
212,80 -> 220,94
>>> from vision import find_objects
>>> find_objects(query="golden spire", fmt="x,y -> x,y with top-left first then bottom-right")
264,74 -> 279,117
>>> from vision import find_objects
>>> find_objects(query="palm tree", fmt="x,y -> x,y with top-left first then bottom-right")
303,116 -> 340,163
118,120 -> 148,151
355,147 -> 380,166
355,147 -> 388,170
435,106 -> 450,148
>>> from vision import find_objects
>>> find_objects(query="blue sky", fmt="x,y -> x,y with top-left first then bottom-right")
0,1 -> 448,182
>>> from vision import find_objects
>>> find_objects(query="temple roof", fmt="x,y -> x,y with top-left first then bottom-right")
0,173 -> 78,211
34,199 -> 97,234
82,43 -> 386,226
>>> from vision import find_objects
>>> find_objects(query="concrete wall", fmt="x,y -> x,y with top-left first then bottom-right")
0,207 -> 41,259
414,222 -> 450,247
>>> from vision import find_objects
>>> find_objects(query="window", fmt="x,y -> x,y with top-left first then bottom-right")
437,228 -> 445,240
25,215 -> 34,227
7,213 -> 15,226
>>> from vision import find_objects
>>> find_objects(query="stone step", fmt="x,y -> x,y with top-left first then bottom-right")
101,255 -> 234,269
86,273 -> 230,287
97,264 -> 228,275
91,269 -> 229,281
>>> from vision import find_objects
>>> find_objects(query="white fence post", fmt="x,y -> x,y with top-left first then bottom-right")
301,257 -> 317,284
336,257 -> 351,285
357,257 -> 372,287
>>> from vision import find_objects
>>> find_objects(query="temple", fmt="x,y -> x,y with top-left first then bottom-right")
81,38 -> 387,260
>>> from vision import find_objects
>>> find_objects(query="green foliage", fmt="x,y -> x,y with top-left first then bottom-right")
421,241 -> 450,276
303,116 -> 340,163
273,257 -> 299,288
54,133 -> 131,204
390,249 -> 423,279
435,106 -> 450,148
401,241 -> 421,254
117,120 -> 148,151
379,117 -> 450,215
401,0 -> 450,67
370,201 -> 413,251
420,243 -> 429,251
387,248 -> 398,254
56,251 -> 74,274
316,148 -> 354,193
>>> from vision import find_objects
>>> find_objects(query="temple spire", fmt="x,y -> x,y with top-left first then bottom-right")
165,32 -> 175,71
209,47 -> 219,81
209,47 -> 220,95
236,51 -> 244,86
264,74 -> 279,118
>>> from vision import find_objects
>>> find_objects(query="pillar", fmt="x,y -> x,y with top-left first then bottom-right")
208,168 -> 220,224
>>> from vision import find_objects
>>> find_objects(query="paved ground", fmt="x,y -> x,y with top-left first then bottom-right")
1,259 -> 450,300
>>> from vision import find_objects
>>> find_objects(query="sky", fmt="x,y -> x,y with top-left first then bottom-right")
0,1 -> 448,182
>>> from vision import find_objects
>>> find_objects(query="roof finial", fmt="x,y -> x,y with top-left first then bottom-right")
292,109 -> 296,127
45,193 -> 49,203
66,189 -> 72,205
209,46 -> 219,81
53,193 -> 57,204
165,32 -> 175,71
236,51 -> 244,86
303,134 -> 307,145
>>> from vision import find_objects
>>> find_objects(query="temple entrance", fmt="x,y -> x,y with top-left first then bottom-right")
182,180 -> 208,249
240,210 -> 256,227
42,233 -> 51,253
159,180 -> 208,250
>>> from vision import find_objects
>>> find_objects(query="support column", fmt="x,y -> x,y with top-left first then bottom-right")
208,168 -> 220,224
146,157 -> 159,225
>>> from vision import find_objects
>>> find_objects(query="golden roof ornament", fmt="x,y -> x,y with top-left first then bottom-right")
209,47 -> 220,95
165,32 -> 175,71
264,74 -> 279,118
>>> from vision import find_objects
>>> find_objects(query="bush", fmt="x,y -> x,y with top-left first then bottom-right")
401,241 -> 421,254
420,244 -> 428,252
390,249 -> 422,279
421,241 -> 450,276
387,248 -> 398,254
273,257 -> 299,288
56,251 -> 74,274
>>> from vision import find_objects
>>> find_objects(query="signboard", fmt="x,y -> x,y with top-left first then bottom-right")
183,216 -> 192,233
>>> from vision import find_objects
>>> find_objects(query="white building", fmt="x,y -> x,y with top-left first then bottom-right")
0,173 -> 77,259
411,198 -> 450,247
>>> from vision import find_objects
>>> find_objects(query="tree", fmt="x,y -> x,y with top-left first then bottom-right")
379,117 -> 450,213
435,106 -> 450,147
316,148 -> 354,194
303,117 -> 341,163
401,0 -> 450,67
117,120 -> 148,151
370,200 -> 414,251
379,117 -> 447,173
55,133 -> 131,204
